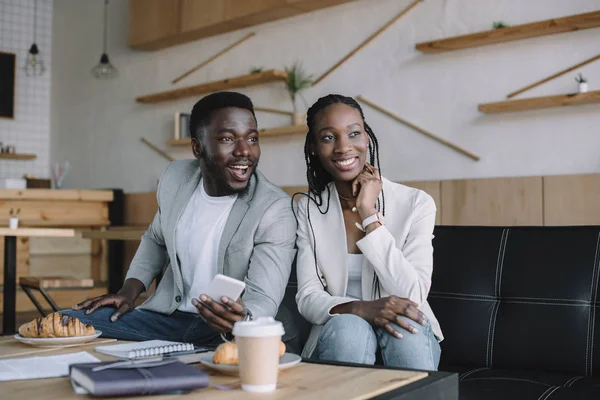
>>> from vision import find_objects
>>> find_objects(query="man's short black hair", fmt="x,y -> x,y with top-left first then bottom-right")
189,91 -> 256,140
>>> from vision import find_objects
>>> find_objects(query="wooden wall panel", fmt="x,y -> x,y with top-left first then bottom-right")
543,173 -> 600,226
402,181 -> 442,225
123,192 -> 157,226
123,192 -> 157,273
180,0 -> 225,33
128,0 -> 181,47
441,177 -> 543,226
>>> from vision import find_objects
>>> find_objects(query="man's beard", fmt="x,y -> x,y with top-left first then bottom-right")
202,155 -> 257,197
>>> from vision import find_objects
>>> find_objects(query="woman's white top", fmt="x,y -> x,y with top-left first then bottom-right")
346,254 -> 364,299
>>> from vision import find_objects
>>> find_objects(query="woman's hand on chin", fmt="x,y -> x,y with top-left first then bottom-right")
353,163 -> 382,219
354,296 -> 427,339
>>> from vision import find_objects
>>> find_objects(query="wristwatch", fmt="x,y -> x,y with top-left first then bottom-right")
362,212 -> 385,230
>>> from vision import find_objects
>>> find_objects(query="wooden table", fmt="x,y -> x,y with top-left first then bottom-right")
0,337 -> 457,399
0,227 -> 146,335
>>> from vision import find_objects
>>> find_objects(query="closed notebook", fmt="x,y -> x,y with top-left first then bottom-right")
69,359 -> 209,397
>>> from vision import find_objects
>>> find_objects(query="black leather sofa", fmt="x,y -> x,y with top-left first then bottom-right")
283,226 -> 600,399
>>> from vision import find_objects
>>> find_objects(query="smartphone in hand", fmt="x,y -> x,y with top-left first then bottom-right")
204,274 -> 246,305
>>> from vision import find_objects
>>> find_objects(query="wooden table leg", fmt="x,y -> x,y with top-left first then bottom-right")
3,235 -> 17,335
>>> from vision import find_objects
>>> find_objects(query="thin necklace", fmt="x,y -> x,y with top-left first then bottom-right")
337,192 -> 359,214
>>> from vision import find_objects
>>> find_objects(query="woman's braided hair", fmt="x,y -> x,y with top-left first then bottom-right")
293,94 -> 384,297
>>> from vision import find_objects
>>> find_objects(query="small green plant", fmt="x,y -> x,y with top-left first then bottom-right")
9,208 -> 20,217
284,61 -> 313,112
492,21 -> 510,29
575,73 -> 587,83
249,66 -> 264,74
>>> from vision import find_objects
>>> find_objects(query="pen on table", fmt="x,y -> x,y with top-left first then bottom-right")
163,347 -> 212,357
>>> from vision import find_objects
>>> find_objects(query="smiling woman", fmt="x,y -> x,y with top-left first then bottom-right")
189,92 -> 260,196
293,94 -> 443,371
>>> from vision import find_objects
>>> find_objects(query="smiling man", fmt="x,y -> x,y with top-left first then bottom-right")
64,92 -> 297,347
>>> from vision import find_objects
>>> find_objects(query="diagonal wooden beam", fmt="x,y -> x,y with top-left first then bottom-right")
140,138 -> 175,162
357,96 -> 480,161
507,52 -> 600,98
171,33 -> 255,85
312,0 -> 422,86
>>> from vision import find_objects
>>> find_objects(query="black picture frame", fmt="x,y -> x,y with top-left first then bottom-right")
0,52 -> 16,119
174,112 -> 191,139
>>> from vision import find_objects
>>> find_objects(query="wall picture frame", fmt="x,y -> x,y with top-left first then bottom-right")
0,52 -> 16,119
174,112 -> 190,140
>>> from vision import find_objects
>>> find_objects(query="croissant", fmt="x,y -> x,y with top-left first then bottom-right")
212,341 -> 286,365
18,313 -> 96,338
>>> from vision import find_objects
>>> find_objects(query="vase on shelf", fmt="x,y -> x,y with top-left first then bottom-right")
578,82 -> 589,93
9,217 -> 19,229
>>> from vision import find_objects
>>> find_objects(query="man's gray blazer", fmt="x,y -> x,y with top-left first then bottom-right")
126,159 -> 297,318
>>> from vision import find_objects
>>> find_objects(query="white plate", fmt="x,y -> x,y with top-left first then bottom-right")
199,351 -> 301,376
14,330 -> 103,347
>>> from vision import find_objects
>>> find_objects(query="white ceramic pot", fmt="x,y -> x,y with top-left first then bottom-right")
9,217 -> 19,229
578,82 -> 588,93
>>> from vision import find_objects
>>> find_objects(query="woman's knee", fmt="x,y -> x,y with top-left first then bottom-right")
321,314 -> 371,339
317,314 -> 377,364
379,316 -> 440,370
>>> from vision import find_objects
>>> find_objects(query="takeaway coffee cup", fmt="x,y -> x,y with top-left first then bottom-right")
232,317 -> 285,392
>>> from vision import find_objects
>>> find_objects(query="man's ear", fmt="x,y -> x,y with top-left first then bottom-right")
191,137 -> 203,159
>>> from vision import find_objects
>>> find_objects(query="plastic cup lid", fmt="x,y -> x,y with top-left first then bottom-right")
232,317 -> 285,338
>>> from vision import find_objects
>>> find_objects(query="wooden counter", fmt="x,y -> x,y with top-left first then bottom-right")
0,189 -> 115,313
0,189 -> 113,227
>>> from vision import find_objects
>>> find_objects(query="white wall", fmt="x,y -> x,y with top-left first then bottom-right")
0,0 -> 52,180
51,0 -> 600,192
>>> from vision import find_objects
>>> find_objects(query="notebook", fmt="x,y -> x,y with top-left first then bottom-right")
95,340 -> 194,359
70,359 -> 209,396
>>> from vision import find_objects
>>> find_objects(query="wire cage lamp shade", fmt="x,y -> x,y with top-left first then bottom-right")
24,0 -> 45,76
92,0 -> 117,78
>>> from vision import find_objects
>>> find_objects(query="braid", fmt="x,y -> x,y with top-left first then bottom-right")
293,94 -> 385,296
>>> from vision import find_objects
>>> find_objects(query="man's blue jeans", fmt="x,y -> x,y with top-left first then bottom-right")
315,314 -> 441,370
61,307 -> 223,347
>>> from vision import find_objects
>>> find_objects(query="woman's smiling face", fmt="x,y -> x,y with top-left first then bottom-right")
312,103 -> 369,183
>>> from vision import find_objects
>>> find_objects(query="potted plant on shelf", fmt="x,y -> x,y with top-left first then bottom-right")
8,208 -> 20,229
492,21 -> 510,29
285,61 -> 313,126
575,73 -> 588,93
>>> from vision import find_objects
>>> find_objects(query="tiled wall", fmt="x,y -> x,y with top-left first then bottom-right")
0,0 -> 52,180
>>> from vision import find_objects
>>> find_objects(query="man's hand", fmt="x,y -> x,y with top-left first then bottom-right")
72,294 -> 135,322
72,278 -> 144,322
354,296 -> 427,339
192,295 -> 246,333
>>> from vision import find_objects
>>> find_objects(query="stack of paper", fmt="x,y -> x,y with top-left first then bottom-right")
0,352 -> 100,381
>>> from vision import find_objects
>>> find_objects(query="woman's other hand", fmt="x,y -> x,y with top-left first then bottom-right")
354,296 -> 427,339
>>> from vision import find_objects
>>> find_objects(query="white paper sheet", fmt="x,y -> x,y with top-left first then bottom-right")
0,351 -> 100,381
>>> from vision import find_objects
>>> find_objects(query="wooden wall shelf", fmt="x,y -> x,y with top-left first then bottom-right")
478,90 -> 600,114
136,70 -> 288,104
167,124 -> 308,146
0,153 -> 37,160
416,10 -> 600,53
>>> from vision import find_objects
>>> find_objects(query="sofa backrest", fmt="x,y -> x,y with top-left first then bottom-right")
429,226 -> 600,376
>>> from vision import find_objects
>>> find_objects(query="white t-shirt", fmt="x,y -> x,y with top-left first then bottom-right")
176,179 -> 237,313
346,254 -> 364,299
